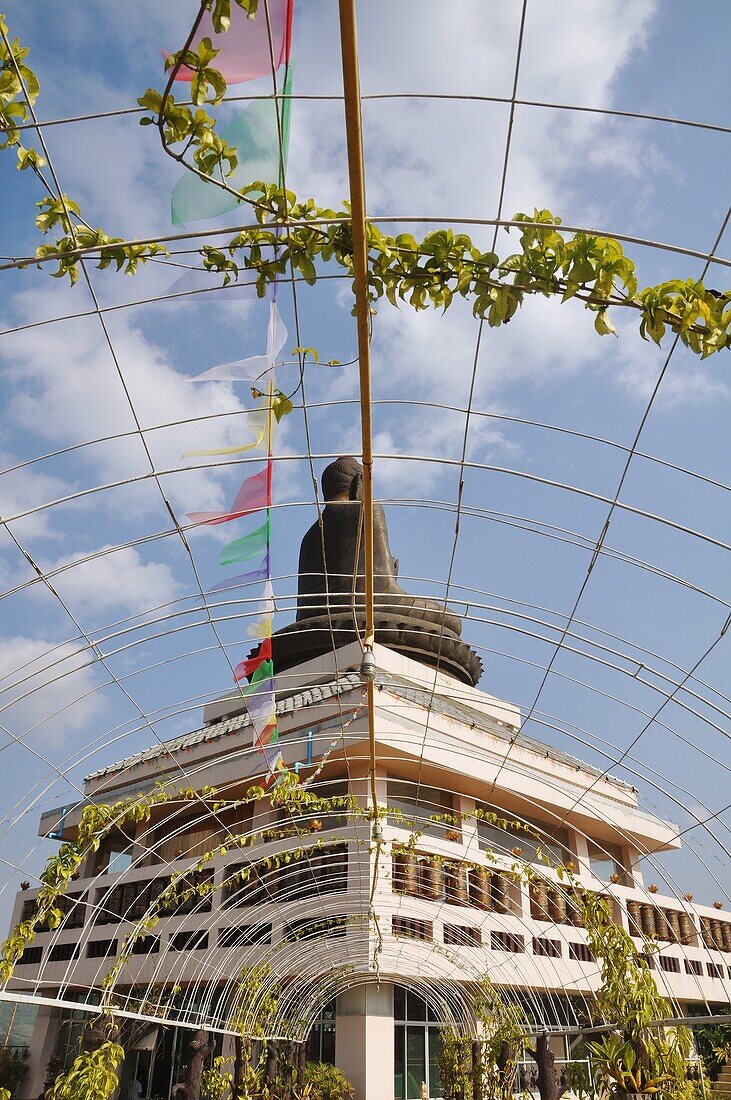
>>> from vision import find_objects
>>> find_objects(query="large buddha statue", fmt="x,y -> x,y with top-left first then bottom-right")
268,457 -> 482,685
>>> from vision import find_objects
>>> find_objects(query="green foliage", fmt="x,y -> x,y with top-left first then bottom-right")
46,1042 -> 124,1100
0,783 -> 179,982
0,14 -> 41,165
202,1055 -> 233,1100
301,1061 -> 354,1100
1,9 -> 729,365
435,982 -> 525,1100
0,1045 -> 29,1098
436,1029 -> 472,1100
586,1032 -> 673,1095
693,1008 -> 731,1080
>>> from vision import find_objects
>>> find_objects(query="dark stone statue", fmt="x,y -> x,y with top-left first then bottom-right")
268,457 -> 482,685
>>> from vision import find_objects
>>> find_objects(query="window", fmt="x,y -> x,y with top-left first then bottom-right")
151,804 -> 252,865
49,942 -> 80,963
276,777 -> 350,829
587,841 -> 628,885
684,959 -> 703,976
568,942 -> 594,963
476,806 -> 568,866
444,924 -> 481,947
274,844 -> 348,901
170,930 -> 209,952
97,872 -> 213,925
22,893 -> 85,931
707,962 -> 724,979
86,939 -> 117,959
17,946 -> 42,965
223,863 -> 263,907
388,778 -> 459,840
53,993 -> 90,1071
490,931 -> 524,953
533,938 -> 561,958
306,1000 -> 336,1065
285,916 -> 348,941
218,924 -> 272,949
131,936 -> 159,955
393,916 -> 433,942
96,830 -> 133,875
394,986 -> 445,1100
224,846 -> 347,907
659,956 -> 680,974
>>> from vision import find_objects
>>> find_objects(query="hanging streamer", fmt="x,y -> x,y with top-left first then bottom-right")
163,0 -> 293,86
233,635 -> 271,681
219,515 -> 270,566
209,553 -> 270,594
247,578 -> 275,637
187,463 -> 270,526
190,301 -> 288,385
170,66 -> 293,227
182,405 -> 269,460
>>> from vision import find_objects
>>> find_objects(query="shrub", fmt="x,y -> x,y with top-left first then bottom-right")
302,1061 -> 354,1100
0,1047 -> 29,1098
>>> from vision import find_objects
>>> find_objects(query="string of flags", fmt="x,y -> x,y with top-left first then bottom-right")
170,0 -> 295,778
184,315 -> 281,774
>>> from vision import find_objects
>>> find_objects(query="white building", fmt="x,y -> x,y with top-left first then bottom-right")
6,458 -> 731,1099
7,639 -> 731,1100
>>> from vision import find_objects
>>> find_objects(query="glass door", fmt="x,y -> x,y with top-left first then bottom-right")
394,986 -> 444,1100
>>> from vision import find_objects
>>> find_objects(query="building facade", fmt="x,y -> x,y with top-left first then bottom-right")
6,640 -> 731,1100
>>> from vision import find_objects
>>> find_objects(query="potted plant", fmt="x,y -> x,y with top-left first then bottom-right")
586,1033 -> 671,1098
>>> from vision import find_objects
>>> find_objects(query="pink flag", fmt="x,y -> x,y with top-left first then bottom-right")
164,0 -> 293,86
187,463 -> 270,527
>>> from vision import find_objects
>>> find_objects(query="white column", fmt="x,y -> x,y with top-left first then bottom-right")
336,984 -> 394,1100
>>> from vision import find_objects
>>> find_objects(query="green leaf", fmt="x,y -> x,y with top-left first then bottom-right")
594,310 -> 617,337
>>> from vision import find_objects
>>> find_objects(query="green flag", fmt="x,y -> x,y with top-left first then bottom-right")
171,68 -> 293,227
219,515 -> 271,567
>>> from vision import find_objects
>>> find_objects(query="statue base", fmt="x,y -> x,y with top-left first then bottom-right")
268,613 -> 483,686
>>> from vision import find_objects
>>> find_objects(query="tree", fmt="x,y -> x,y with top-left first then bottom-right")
581,893 -> 691,1099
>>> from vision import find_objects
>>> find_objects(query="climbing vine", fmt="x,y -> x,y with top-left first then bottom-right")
46,1042 -> 124,1100
0,11 -> 727,363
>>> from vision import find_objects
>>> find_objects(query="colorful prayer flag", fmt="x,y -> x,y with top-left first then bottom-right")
190,301 -> 287,385
164,0 -> 293,86
187,463 -> 270,526
246,578 -> 274,637
210,553 -> 270,594
182,405 -> 269,459
233,635 -> 272,682
170,68 -> 293,226
219,516 -> 271,566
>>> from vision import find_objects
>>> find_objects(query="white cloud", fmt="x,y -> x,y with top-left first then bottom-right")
0,636 -> 104,744
0,455 -> 76,541
1,286 -> 264,523
38,545 -> 184,622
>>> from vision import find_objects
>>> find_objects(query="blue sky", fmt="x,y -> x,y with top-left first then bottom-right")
0,0 -> 729,932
